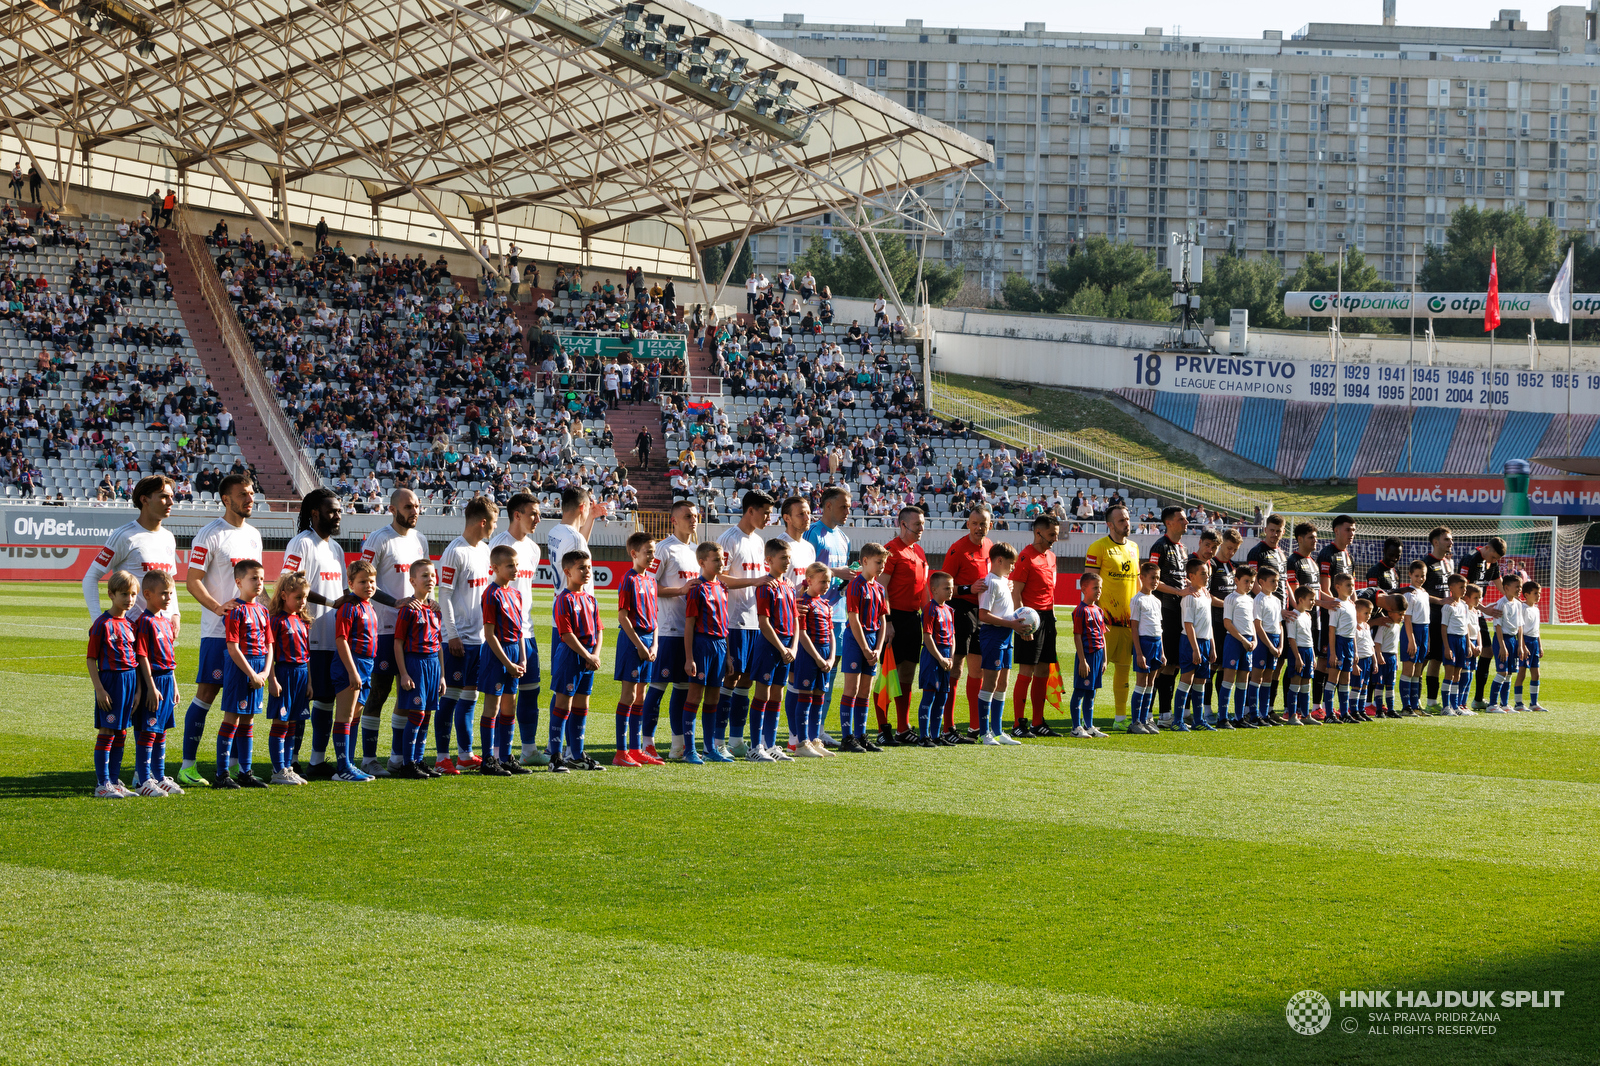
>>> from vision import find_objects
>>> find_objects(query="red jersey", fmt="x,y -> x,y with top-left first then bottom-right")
336,599 -> 380,658
923,601 -> 955,649
686,579 -> 730,638
554,589 -> 603,650
879,535 -> 930,611
1073,603 -> 1108,652
270,612 -> 311,664
799,592 -> 833,650
755,580 -> 798,639
394,601 -> 442,655
617,569 -> 658,634
88,611 -> 138,671
134,613 -> 177,672
481,583 -> 525,644
845,573 -> 887,632
942,534 -> 992,605
225,600 -> 273,657
1013,545 -> 1058,612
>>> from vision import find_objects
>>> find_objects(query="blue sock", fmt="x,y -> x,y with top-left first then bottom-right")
516,685 -> 541,754
93,734 -> 110,786
667,686 -> 688,740
1215,681 -> 1230,720
181,697 -> 213,761
495,714 -> 514,762
414,713 -> 429,762
547,710 -> 567,757
1192,685 -> 1206,720
703,699 -> 719,751
455,694 -> 478,755
784,688 -> 801,742
1082,693 -> 1094,726
434,699 -> 454,760
134,730 -> 153,784
1338,685 -> 1351,714
1529,681 -> 1539,706
479,710 -> 494,758
763,700 -> 780,749
1514,681 -> 1524,705
1232,682 -> 1247,721
918,689 -> 936,737
681,700 -> 699,749
615,702 -> 630,752
361,713 -> 380,760
732,689 -> 751,743
643,684 -> 666,740
717,692 -> 734,738
215,721 -> 235,778
109,730 -> 126,784
151,730 -> 167,780
856,695 -> 871,737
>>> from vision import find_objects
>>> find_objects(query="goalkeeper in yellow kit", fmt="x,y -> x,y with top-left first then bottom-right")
1085,504 -> 1139,731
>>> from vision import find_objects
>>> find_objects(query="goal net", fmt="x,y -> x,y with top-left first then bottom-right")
1268,513 -> 1584,625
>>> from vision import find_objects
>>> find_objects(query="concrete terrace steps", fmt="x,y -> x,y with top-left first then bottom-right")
160,231 -> 297,502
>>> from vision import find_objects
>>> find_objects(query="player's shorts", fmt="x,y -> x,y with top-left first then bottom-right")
840,627 -> 881,675
790,642 -> 832,691
692,634 -> 727,684
1494,640 -> 1520,675
1353,657 -> 1373,693
653,633 -> 688,685
520,635 -> 542,689
444,643 -> 483,691
549,642 -> 597,697
1136,633 -> 1164,673
1427,620 -> 1446,663
724,627 -> 757,676
195,636 -> 228,687
1331,635 -> 1355,673
1073,648 -> 1105,692
919,643 -> 954,691
95,668 -> 139,730
1402,624 -> 1429,663
267,662 -> 310,722
953,601 -> 982,657
1013,609 -> 1057,666
221,653 -> 268,716
749,637 -> 794,688
1378,652 -> 1398,682
1522,636 -> 1542,668
1179,637 -> 1213,681
141,671 -> 177,733
1104,622 -> 1134,667
614,630 -> 657,683
977,623 -> 1013,672
1443,632 -> 1470,667
398,653 -> 441,713
1289,647 -> 1315,681
309,649 -> 338,703
476,638 -> 524,697
329,653 -> 374,704
888,609 -> 922,667
1220,634 -> 1254,673
1251,639 -> 1281,672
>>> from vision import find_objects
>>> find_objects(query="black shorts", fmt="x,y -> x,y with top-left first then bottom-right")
1160,604 -> 1184,666
953,601 -> 982,658
1427,620 -> 1445,663
1014,609 -> 1058,666
889,609 -> 922,668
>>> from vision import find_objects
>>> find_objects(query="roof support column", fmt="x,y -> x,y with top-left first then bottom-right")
407,183 -> 499,278
204,157 -> 289,248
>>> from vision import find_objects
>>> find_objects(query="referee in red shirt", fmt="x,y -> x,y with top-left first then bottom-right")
942,505 -> 992,740
1009,514 -> 1062,737
879,505 -> 930,745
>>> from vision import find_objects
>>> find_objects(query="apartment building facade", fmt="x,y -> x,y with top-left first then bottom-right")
745,5 -> 1600,293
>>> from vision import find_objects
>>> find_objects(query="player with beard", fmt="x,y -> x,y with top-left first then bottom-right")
1457,536 -> 1506,709
488,493 -> 547,767
357,489 -> 430,774
84,474 -> 179,624
281,489 -> 356,778
1148,506 -> 1191,724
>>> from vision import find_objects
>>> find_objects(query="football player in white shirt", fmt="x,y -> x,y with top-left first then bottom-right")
1352,599 -> 1376,720
178,473 -> 262,785
1323,573 -> 1361,723
433,496 -> 497,776
1177,558 -> 1215,728
773,495 -> 816,751
1372,600 -> 1400,718
1218,566 -> 1257,728
358,488 -> 429,768
1486,574 -> 1524,713
1516,579 -> 1545,710
548,486 -> 601,610
1127,562 -> 1164,733
1399,560 -> 1432,714
648,500 -> 704,761
489,492 -> 548,766
1286,586 -> 1317,723
281,488 -> 348,775
1251,566 -> 1286,725
83,474 -> 179,623
714,489 -> 778,757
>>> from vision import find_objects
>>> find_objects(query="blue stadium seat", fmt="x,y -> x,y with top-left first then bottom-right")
1405,406 -> 1459,473
1233,398 -> 1284,470
1151,391 -> 1198,432
1301,403 -> 1372,479
1488,410 -> 1554,473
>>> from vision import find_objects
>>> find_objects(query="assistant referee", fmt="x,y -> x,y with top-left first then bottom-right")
1085,504 -> 1139,730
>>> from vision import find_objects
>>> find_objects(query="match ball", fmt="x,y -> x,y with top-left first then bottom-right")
1012,607 -> 1041,637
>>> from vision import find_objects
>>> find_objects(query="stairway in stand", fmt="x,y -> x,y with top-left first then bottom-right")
160,231 -> 297,503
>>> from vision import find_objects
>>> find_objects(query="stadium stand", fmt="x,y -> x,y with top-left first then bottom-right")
0,205 -> 258,502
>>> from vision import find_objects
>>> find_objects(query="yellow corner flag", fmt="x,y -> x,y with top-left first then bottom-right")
872,645 -> 901,716
1046,662 -> 1065,709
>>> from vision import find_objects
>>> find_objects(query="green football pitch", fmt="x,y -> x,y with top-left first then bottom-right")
2,581 -> 1596,1064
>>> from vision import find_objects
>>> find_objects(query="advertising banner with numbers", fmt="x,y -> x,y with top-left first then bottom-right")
1125,351 -> 1594,415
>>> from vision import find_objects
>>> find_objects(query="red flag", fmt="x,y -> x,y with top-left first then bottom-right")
1484,248 -> 1501,332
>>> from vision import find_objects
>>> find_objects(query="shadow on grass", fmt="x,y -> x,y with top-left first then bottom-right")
0,770 -> 108,799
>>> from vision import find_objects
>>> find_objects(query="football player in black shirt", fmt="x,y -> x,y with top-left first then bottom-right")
1418,526 -> 1455,710
1315,516 -> 1355,708
1458,536 -> 1506,708
1361,537 -> 1403,711
1148,505 -> 1190,721
1246,514 -> 1289,713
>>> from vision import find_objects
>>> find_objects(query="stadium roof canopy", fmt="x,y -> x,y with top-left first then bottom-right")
0,0 -> 991,286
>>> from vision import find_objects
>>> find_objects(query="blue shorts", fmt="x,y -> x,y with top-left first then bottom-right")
1331,634 -> 1356,672
749,637 -> 795,688
1287,647 -> 1315,680
399,653 -> 441,713
1179,636 -> 1212,679
95,668 -> 139,730
919,644 -> 954,692
521,635 -> 542,688
614,630 -> 657,683
653,635 -> 689,686
1444,632 -> 1470,667
221,652 -> 268,717
330,654 -> 374,704
724,628 -> 757,677
444,643 -> 483,691
1251,640 -> 1281,672
267,662 -> 310,722
1136,634 -> 1164,672
691,633 -> 727,684
477,638 -> 524,697
840,627 -> 881,675
1494,641 -> 1520,674
1354,657 -> 1373,690
1220,634 -> 1255,673
977,624 -> 1012,672
1073,648 -> 1105,692
550,641 -> 598,697
196,635 -> 228,687
309,649 -> 338,703
1402,624 -> 1429,663
791,643 -> 833,691
1522,636 -> 1541,668
141,671 -> 177,733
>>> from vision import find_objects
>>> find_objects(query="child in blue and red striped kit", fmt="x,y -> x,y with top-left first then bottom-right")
791,562 -> 836,758
394,559 -> 445,779
1070,574 -> 1109,738
266,572 -> 312,785
614,533 -> 661,767
682,542 -> 729,764
329,560 -> 381,782
88,570 -> 140,798
216,560 -> 274,789
749,538 -> 801,762
479,545 -> 529,776
838,542 -> 889,753
919,572 -> 957,746
133,571 -> 181,796
549,550 -> 605,772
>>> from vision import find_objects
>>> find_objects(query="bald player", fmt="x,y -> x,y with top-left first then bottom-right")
1084,503 -> 1139,731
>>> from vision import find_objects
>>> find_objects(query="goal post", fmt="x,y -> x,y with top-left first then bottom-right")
1266,513 -> 1583,625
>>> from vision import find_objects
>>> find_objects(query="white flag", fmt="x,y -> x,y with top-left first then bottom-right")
1549,245 -> 1574,325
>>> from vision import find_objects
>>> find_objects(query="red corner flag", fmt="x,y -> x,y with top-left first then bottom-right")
1485,248 -> 1501,332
